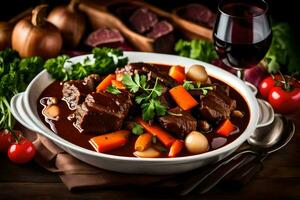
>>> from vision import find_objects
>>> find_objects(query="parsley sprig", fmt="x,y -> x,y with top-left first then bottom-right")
183,81 -> 214,95
122,74 -> 166,121
44,47 -> 128,81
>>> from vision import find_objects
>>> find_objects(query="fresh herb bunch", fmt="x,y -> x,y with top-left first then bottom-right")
263,23 -> 300,74
183,81 -> 214,95
44,47 -> 128,81
175,39 -> 218,63
0,48 -> 44,130
122,73 -> 166,121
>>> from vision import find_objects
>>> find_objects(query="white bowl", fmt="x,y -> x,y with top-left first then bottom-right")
10,52 -> 259,175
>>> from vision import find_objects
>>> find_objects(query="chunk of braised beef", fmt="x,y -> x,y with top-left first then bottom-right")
72,91 -> 132,134
158,87 -> 176,109
158,107 -> 197,138
62,82 -> 90,110
198,87 -> 236,122
62,74 -> 101,110
83,74 -> 102,90
115,62 -> 177,88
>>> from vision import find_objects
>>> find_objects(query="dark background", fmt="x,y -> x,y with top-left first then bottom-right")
0,0 -> 298,47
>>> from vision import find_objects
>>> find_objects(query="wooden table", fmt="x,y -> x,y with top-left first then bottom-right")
1,111 -> 300,200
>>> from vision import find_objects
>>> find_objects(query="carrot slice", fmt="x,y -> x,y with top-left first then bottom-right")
169,65 -> 186,84
89,130 -> 130,153
96,74 -> 116,92
216,119 -> 236,137
169,85 -> 198,110
112,80 -> 126,89
135,133 -> 152,151
168,139 -> 184,157
136,117 -> 175,147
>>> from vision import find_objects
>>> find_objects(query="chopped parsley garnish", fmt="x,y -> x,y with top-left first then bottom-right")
131,123 -> 144,135
106,85 -> 121,95
152,135 -> 157,144
122,74 -> 167,121
183,81 -> 214,95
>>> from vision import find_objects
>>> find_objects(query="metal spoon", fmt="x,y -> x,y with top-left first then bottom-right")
176,114 -> 295,196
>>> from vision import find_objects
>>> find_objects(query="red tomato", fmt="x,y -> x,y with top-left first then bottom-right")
0,129 -> 14,152
8,138 -> 36,164
259,74 -> 300,113
259,76 -> 276,99
268,87 -> 300,114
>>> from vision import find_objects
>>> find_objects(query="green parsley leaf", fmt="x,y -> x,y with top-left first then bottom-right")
106,85 -> 121,95
122,73 -> 167,121
44,47 -> 128,81
175,39 -> 218,63
153,99 -> 167,116
152,135 -> 157,144
182,80 -> 214,95
122,74 -> 140,93
135,93 -> 148,104
132,123 -> 144,135
183,81 -> 195,90
140,75 -> 147,88
141,100 -> 156,121
141,99 -> 166,121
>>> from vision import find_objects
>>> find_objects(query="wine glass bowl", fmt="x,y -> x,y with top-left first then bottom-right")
213,0 -> 272,79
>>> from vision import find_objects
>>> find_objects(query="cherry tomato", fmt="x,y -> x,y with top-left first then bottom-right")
259,76 -> 276,99
8,138 -> 36,164
268,87 -> 300,114
0,129 -> 14,152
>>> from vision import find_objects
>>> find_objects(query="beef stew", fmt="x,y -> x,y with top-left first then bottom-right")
37,63 -> 249,158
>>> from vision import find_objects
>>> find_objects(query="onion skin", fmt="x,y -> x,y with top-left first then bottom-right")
47,0 -> 86,48
12,5 -> 62,58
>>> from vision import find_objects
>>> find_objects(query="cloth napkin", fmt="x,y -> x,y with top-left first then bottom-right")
17,124 -> 262,193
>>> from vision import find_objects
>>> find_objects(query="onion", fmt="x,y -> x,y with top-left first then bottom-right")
244,65 -> 269,87
12,5 -> 63,58
0,8 -> 32,50
186,64 -> 209,83
47,0 -> 86,48
185,131 -> 209,154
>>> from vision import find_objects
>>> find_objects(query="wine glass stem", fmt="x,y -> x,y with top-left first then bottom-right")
236,69 -> 245,80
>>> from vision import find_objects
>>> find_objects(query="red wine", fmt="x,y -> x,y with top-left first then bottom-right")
213,0 -> 271,69
214,33 -> 272,69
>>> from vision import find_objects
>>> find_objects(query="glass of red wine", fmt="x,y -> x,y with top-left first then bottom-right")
213,0 -> 272,80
